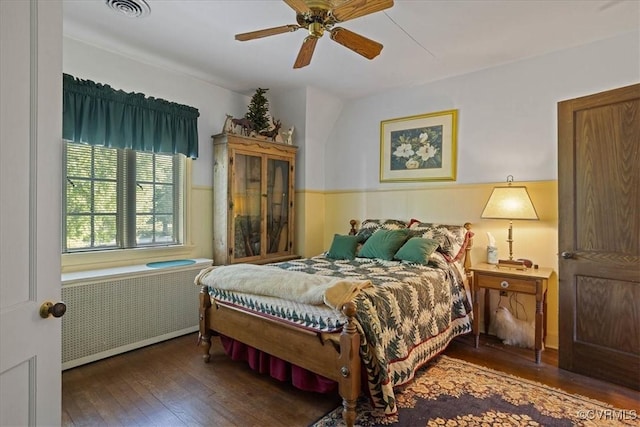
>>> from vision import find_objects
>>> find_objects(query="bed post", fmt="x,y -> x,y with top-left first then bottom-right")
463,222 -> 473,278
199,284 -> 213,363
348,219 -> 357,236
338,301 -> 360,427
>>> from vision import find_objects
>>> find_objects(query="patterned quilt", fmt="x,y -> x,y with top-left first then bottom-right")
206,253 -> 473,415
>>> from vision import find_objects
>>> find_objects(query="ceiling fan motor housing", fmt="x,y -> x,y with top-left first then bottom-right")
296,8 -> 333,34
308,22 -> 325,37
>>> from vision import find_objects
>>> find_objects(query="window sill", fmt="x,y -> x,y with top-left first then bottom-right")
61,244 -> 198,273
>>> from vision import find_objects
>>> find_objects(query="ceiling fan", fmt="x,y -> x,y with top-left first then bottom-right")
235,0 -> 394,69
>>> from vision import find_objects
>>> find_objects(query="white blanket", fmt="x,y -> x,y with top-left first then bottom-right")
196,264 -> 371,310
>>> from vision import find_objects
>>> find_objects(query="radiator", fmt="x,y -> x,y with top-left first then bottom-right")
61,258 -> 211,370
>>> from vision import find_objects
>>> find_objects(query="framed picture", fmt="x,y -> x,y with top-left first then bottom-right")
380,109 -> 458,182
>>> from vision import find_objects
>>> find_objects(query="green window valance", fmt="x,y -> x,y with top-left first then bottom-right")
62,73 -> 199,159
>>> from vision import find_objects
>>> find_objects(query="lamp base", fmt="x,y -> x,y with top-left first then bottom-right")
497,259 -> 527,270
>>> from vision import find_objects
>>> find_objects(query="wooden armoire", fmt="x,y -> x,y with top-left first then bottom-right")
212,133 -> 298,265
557,83 -> 639,390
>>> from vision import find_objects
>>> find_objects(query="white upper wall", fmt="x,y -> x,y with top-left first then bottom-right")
322,31 -> 640,191
269,87 -> 343,189
269,88 -> 308,188
302,87 -> 343,190
63,37 -> 249,187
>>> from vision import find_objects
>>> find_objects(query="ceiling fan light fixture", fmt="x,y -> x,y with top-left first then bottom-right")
308,22 -> 325,37
105,0 -> 151,18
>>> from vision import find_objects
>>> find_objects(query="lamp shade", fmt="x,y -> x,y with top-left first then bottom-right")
481,186 -> 539,220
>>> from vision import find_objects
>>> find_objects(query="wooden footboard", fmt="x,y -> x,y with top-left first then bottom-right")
198,285 -> 361,427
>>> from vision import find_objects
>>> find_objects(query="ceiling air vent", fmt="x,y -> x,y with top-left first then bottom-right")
105,0 -> 151,18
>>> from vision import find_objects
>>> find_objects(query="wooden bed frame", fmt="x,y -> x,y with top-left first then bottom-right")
198,222 -> 473,427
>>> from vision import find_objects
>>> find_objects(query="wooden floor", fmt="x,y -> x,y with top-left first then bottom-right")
62,333 -> 640,426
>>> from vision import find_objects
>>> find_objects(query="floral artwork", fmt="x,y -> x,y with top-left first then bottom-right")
380,110 -> 457,182
390,125 -> 443,171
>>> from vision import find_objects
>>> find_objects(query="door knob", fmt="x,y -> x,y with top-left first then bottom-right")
39,301 -> 66,319
560,251 -> 575,259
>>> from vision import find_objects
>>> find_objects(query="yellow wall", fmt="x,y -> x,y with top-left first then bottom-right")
294,190 -> 326,258
190,185 -> 213,259
299,180 -> 559,348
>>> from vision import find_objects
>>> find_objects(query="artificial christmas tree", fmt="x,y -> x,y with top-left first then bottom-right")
245,88 -> 270,134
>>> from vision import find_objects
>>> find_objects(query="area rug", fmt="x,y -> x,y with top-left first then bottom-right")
311,356 -> 638,427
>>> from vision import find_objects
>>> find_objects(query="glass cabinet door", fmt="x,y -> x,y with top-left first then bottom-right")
266,158 -> 290,255
232,153 -> 262,259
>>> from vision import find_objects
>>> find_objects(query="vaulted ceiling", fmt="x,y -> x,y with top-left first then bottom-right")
63,0 -> 640,100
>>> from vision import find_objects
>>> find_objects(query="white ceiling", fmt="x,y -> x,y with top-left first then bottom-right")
63,0 -> 640,100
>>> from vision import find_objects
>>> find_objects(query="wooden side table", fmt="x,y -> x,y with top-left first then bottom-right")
470,262 -> 553,364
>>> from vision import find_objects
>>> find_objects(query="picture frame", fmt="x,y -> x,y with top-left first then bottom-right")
380,109 -> 458,182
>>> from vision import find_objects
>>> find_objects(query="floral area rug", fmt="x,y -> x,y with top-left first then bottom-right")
311,356 -> 639,427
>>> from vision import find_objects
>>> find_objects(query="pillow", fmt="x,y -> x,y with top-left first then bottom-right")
394,237 -> 440,264
408,221 -> 472,262
358,228 -> 409,260
326,234 -> 359,260
355,219 -> 408,243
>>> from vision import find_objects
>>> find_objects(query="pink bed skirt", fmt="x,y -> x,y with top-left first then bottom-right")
219,335 -> 337,393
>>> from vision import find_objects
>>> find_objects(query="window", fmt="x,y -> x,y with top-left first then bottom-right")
63,142 -> 184,253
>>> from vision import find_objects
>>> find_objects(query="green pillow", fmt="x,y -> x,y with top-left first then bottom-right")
326,234 -> 359,260
394,237 -> 440,264
358,228 -> 409,261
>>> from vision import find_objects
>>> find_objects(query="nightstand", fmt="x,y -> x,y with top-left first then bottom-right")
470,262 -> 553,364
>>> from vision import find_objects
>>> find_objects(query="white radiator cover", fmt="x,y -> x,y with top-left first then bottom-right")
61,259 -> 211,370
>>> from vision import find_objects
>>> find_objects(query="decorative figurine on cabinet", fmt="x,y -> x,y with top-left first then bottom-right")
281,126 -> 294,145
259,119 -> 281,141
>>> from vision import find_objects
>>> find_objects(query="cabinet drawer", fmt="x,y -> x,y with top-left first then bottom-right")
475,273 -> 537,294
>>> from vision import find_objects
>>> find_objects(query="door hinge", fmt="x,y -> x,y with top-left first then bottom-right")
229,248 -> 233,255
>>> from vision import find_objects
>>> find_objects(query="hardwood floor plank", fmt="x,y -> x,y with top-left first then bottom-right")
62,332 -> 639,426
121,373 -> 189,426
104,373 -> 161,426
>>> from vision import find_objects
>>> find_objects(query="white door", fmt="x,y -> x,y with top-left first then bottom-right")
0,1 -> 63,425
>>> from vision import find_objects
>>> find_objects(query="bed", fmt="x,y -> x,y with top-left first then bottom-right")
196,219 -> 474,427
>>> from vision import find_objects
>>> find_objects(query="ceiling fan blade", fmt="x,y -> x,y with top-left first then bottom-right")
330,27 -> 383,60
283,0 -> 311,14
235,25 -> 300,41
293,36 -> 318,69
331,0 -> 394,22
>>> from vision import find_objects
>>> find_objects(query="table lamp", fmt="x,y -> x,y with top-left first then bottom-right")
481,176 -> 538,267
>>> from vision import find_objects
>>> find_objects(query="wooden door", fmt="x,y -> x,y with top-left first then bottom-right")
0,1 -> 63,424
558,83 -> 640,390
